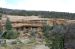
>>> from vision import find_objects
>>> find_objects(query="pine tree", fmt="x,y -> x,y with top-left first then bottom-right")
2,18 -> 19,39
5,18 -> 12,30
43,25 -> 64,49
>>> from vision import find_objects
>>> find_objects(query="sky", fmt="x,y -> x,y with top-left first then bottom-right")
0,0 -> 75,13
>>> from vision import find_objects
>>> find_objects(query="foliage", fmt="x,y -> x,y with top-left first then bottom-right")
64,23 -> 75,48
43,25 -> 65,49
1,8 -> 75,19
2,30 -> 19,39
0,13 -> 2,34
65,23 -> 75,40
2,18 -> 19,39
5,18 -> 12,30
0,13 -> 2,19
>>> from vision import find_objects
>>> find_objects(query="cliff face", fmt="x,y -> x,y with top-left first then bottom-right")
1,15 -> 67,27
1,15 -> 75,28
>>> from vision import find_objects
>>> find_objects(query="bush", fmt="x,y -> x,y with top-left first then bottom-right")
43,25 -> 64,49
2,30 -> 19,39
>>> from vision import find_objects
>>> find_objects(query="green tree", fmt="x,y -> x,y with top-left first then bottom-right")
43,25 -> 64,49
5,18 -> 12,30
0,13 -> 2,19
0,13 -> 2,38
2,30 -> 19,39
2,18 -> 19,39
64,23 -> 75,48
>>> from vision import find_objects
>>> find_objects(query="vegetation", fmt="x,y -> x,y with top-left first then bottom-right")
2,30 -> 19,39
2,18 -> 19,39
0,13 -> 2,19
0,13 -> 2,37
5,18 -> 12,30
64,23 -> 75,49
43,25 -> 65,49
0,8 -> 75,19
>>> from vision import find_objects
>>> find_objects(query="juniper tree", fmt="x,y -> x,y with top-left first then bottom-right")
5,18 -> 12,30
43,25 -> 65,49
2,18 -> 19,39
